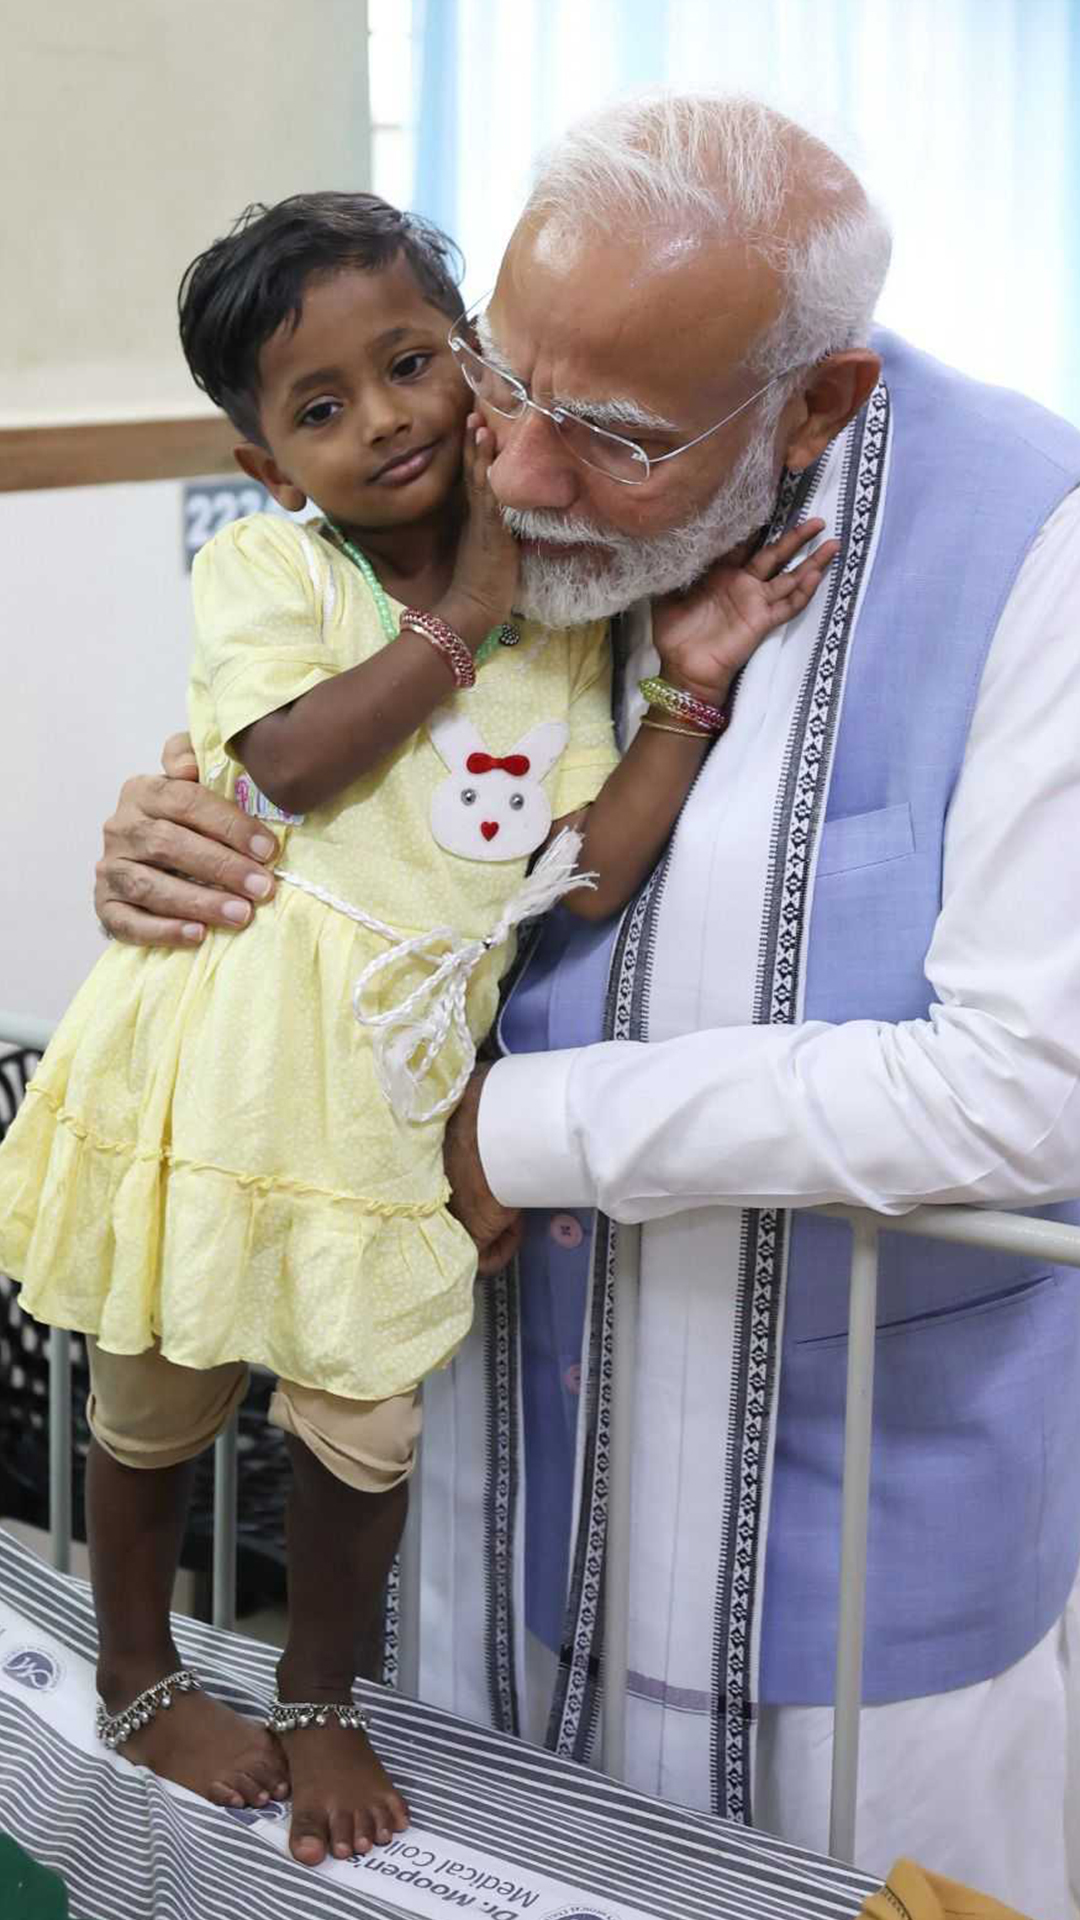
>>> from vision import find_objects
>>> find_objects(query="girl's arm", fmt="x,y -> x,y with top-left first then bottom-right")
233,425 -> 515,815
562,521 -> 838,920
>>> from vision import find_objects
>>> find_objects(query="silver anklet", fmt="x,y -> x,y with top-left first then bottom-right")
266,1697 -> 370,1736
96,1668 -> 199,1749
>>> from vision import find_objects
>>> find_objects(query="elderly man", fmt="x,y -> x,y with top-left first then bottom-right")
93,97 -> 1080,1911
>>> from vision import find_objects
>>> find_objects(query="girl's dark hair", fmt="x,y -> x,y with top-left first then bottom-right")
178,191 -> 465,442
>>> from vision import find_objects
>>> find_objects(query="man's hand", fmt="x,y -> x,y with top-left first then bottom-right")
445,1066 -> 522,1275
94,732 -> 279,946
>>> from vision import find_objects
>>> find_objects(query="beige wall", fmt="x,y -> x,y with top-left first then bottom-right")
0,0 -> 371,425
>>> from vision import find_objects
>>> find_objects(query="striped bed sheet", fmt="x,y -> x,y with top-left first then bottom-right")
0,1527 -> 875,1920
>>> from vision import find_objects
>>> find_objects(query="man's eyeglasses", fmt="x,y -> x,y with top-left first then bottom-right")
448,300 -> 799,487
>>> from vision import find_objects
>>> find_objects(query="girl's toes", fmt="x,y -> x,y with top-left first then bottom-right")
289,1808 -> 329,1866
249,1753 -> 287,1800
353,1808 -> 377,1857
209,1779 -> 245,1808
231,1770 -> 270,1806
372,1795 -> 406,1845
330,1809 -> 357,1859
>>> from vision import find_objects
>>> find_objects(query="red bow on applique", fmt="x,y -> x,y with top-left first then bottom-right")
465,752 -> 531,777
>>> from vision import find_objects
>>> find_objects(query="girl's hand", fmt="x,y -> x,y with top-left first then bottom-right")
441,414 -> 520,643
652,519 -> 840,704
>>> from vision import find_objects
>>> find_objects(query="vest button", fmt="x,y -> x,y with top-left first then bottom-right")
550,1212 -> 584,1250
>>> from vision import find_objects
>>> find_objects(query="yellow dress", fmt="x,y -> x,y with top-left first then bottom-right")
0,515 -> 618,1401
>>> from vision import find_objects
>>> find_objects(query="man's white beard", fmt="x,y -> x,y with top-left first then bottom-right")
505,409 -> 784,627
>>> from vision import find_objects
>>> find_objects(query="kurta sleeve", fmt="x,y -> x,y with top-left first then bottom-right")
191,515 -> 344,756
479,492 -> 1080,1218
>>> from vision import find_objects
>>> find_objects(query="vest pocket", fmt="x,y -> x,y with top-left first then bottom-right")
816,799 -> 914,876
794,1267 -> 1056,1348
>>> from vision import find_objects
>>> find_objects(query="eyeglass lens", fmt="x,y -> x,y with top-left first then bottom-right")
453,333 -> 651,483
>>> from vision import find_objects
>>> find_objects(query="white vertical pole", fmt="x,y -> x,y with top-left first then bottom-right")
601,1222 -> 641,1779
397,1432 -> 423,1698
48,1330 -> 72,1573
828,1215 -> 880,1862
212,1420 -> 238,1630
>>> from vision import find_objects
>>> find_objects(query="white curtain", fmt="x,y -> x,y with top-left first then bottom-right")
406,0 -> 1080,423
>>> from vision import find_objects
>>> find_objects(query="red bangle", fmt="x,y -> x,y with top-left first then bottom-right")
400,608 -> 476,690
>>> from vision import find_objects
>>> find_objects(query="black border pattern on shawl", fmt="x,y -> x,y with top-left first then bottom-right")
483,1267 -> 522,1733
709,382 -> 891,1820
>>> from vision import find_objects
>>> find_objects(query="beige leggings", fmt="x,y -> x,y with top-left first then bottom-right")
86,1340 -> 421,1493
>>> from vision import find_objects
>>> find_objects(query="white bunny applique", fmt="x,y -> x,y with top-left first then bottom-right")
427,710 -> 569,862
273,706 -> 595,1123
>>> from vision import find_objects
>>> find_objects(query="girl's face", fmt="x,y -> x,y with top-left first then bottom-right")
242,256 -> 470,536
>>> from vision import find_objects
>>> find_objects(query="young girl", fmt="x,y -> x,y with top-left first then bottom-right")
0,192 -> 833,1867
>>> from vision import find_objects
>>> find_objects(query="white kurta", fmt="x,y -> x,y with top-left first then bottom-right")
477,486 -> 1080,1913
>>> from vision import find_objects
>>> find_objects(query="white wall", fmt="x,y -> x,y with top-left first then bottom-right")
3,480 -> 197,1021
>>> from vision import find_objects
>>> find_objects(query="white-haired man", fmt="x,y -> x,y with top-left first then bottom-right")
93,98 -> 1080,1911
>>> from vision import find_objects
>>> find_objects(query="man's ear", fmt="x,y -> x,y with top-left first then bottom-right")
234,442 -> 307,513
781,350 -> 881,473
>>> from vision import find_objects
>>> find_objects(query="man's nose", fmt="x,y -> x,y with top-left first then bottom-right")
486,403 -> 581,513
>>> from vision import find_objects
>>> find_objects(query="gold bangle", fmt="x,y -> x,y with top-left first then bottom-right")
640,716 -> 709,739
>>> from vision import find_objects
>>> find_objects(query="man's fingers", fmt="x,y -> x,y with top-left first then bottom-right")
95,858 -> 267,934
129,775 -> 277,862
161,732 -> 200,779
124,815 -> 277,900
95,772 -> 279,949
476,1217 -> 522,1276
95,901 -> 208,947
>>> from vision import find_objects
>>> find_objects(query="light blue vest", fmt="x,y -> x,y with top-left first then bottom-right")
500,333 -> 1080,1703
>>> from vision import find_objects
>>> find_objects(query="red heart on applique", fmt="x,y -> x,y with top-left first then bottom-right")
481,820 -> 499,841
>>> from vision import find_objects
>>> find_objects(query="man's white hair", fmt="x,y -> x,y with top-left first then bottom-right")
525,92 -> 892,378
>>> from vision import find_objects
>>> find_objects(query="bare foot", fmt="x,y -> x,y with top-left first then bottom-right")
282,1718 -> 410,1865
99,1668 -> 289,1808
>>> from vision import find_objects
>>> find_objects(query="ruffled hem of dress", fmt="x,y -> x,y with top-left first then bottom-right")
20,1084 -> 450,1216
0,1086 -> 476,1403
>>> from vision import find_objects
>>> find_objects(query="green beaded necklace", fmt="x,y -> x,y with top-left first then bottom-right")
324,522 -> 514,667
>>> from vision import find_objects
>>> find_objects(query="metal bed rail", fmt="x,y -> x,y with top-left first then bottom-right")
601,1201 -> 1080,1863
6,1012 -> 1080,1861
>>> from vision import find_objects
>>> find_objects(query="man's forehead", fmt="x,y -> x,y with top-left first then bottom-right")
490,213 -> 781,408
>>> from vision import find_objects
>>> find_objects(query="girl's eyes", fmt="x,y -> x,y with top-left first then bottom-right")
295,353 -> 433,426
298,398 -> 342,429
391,351 -> 433,381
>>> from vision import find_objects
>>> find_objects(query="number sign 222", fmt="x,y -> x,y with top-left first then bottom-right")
183,482 -> 268,567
